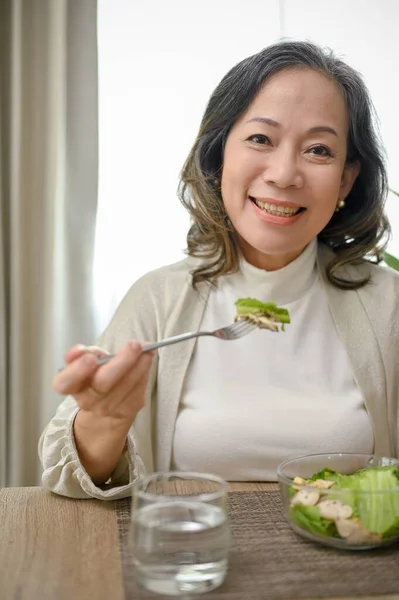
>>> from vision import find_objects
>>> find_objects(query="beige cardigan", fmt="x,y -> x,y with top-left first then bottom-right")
38,243 -> 399,499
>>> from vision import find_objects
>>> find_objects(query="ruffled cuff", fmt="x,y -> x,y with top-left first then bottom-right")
39,398 -> 145,500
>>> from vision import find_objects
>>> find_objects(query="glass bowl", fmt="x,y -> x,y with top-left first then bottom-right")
277,453 -> 399,550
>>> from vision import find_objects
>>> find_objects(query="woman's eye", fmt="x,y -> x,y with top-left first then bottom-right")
247,134 -> 271,145
308,145 -> 332,157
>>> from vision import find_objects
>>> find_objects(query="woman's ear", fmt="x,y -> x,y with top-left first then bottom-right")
340,160 -> 361,199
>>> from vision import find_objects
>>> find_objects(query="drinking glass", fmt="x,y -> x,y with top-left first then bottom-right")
130,471 -> 230,596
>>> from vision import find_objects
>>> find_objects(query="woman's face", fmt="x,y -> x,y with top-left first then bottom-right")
221,68 -> 360,270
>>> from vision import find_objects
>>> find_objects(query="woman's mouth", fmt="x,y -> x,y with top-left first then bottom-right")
248,196 -> 306,226
249,196 -> 305,217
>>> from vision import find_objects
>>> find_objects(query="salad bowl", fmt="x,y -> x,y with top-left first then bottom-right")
277,453 -> 399,550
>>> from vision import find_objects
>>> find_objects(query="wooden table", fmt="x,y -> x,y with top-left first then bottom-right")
1,484 -> 398,600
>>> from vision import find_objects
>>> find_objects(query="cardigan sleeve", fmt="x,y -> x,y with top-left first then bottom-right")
38,395 -> 146,500
38,269 -> 161,499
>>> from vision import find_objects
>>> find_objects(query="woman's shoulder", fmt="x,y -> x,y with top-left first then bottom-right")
367,260 -> 399,286
360,262 -> 399,325
97,256 -> 206,349
347,256 -> 399,299
113,255 -> 206,317
131,255 -> 204,293
317,242 -> 399,291
317,243 -> 399,336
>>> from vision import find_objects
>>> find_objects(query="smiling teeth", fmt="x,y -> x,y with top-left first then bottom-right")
253,198 -> 300,216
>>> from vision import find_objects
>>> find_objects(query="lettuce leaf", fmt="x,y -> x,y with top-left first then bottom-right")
309,467 -> 345,484
304,465 -> 399,538
349,467 -> 399,537
234,298 -> 290,323
381,516 -> 399,539
290,505 -> 338,537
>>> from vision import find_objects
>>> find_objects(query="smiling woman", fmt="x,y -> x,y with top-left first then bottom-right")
181,42 -> 389,287
39,40 -> 399,502
221,68 -> 360,270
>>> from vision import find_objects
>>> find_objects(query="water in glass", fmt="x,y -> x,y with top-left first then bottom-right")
130,472 -> 230,595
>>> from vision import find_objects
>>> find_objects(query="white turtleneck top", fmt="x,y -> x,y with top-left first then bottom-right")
172,240 -> 374,481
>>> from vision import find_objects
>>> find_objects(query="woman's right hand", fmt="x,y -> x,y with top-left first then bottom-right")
52,341 -> 155,484
53,340 -> 154,426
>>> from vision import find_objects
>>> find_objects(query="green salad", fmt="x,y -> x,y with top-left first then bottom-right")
289,465 -> 399,544
234,298 -> 290,332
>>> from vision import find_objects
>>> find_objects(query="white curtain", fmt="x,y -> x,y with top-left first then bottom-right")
0,0 -> 99,487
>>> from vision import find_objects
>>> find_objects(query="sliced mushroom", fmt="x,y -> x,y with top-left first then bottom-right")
318,499 -> 353,520
291,488 -> 320,506
235,313 -> 279,332
256,315 -> 279,331
336,518 -> 382,545
310,479 -> 335,490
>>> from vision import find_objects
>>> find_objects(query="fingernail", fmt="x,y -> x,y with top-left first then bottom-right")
129,340 -> 141,352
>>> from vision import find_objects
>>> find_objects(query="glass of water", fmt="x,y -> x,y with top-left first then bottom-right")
130,471 -> 230,596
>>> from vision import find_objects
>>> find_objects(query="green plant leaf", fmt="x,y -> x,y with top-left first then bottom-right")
384,252 -> 399,272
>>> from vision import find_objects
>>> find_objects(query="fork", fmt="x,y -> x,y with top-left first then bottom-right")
96,319 -> 257,366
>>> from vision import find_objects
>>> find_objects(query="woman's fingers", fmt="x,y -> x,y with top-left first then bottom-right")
53,352 -> 99,395
64,344 -> 88,364
87,341 -> 144,396
54,340 -> 156,424
56,340 -> 145,401
89,351 -> 155,416
64,344 -> 109,364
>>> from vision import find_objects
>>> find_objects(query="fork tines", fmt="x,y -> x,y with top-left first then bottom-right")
228,319 -> 257,338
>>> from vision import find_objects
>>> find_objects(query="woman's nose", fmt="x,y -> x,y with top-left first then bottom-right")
262,148 -> 303,189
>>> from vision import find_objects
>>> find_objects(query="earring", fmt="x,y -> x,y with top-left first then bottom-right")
335,198 -> 345,212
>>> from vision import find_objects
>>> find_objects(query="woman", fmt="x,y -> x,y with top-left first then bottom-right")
39,40 -> 399,500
